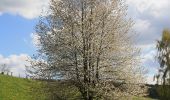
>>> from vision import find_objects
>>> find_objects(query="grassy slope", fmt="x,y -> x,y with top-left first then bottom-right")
132,96 -> 154,100
0,75 -> 154,100
0,75 -> 46,100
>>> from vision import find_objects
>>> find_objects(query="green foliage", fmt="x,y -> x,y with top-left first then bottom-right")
157,29 -> 170,84
156,28 -> 170,100
43,81 -> 81,100
156,85 -> 170,100
162,29 -> 170,43
0,75 -> 47,100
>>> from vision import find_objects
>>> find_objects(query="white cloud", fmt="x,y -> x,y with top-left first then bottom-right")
127,0 -> 152,13
127,1 -> 170,81
141,48 -> 157,69
0,54 -> 31,77
135,41 -> 158,84
134,19 -> 151,34
139,45 -> 159,84
146,75 -> 156,84
128,0 -> 170,45
127,0 -> 170,19
0,0 -> 50,19
149,0 -> 170,18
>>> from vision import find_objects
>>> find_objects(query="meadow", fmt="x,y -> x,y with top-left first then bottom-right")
0,75 -> 46,100
0,74 -> 156,100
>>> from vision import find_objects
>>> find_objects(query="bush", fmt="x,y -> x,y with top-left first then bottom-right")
156,85 -> 170,100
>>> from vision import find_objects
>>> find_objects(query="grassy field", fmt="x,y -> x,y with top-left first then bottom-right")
0,75 -> 80,100
0,75 -> 47,100
132,96 -> 154,100
0,75 -> 155,100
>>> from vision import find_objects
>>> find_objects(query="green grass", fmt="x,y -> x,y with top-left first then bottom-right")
0,75 -> 155,100
0,75 -> 80,100
0,75 -> 47,100
132,96 -> 154,100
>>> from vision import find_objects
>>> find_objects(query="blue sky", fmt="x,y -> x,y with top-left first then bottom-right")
0,0 -> 170,84
0,14 -> 37,56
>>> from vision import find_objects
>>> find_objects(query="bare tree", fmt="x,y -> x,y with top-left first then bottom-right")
27,0 -> 145,99
0,64 -> 10,75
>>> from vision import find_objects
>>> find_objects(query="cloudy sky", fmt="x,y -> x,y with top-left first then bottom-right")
0,0 -> 170,84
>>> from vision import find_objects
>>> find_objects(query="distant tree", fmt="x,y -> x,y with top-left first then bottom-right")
27,0 -> 145,99
0,64 -> 10,75
156,29 -> 170,99
157,29 -> 170,85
